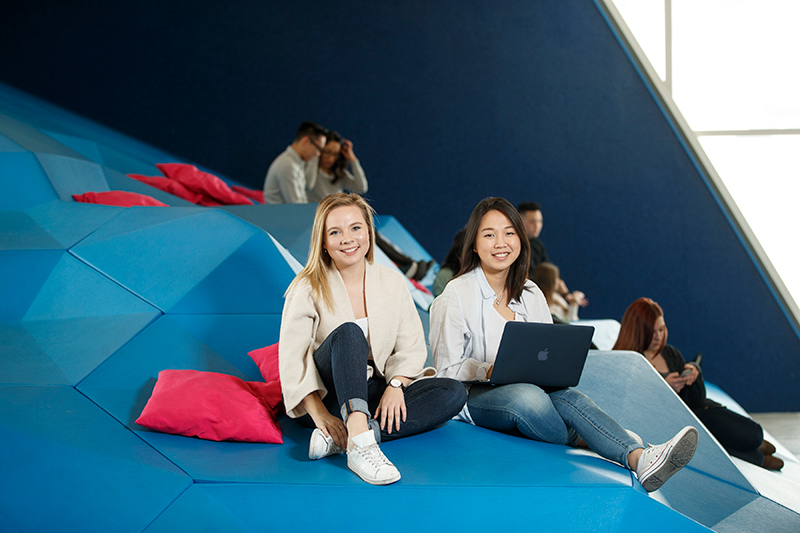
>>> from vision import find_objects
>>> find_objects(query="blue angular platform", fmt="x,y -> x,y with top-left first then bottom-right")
2,83 -> 799,533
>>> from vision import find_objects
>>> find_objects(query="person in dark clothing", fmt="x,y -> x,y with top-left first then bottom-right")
614,297 -> 783,470
517,201 -> 587,309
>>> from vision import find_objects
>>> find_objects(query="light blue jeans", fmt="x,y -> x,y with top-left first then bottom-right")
467,384 -> 643,467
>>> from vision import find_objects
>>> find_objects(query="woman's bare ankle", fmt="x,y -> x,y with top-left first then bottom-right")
346,412 -> 370,449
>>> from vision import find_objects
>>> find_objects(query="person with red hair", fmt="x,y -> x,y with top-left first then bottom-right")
614,297 -> 783,470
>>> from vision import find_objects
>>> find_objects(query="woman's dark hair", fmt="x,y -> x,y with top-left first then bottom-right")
613,297 -> 667,354
324,130 -> 348,185
532,262 -> 559,304
441,228 -> 467,272
456,197 -> 531,303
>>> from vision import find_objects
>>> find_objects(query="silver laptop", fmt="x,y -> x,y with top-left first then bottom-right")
471,322 -> 595,388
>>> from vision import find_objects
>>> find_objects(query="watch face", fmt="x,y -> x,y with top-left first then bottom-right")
390,379 -> 402,388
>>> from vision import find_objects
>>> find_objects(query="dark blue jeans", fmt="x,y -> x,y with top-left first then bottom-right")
302,323 -> 466,442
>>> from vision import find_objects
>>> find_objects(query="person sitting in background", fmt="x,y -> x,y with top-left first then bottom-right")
613,297 -> 783,470
430,197 -> 699,493
306,130 -> 368,203
432,228 -> 466,297
263,121 -> 327,204
302,128 -> 430,280
518,201 -> 588,310
517,201 -> 549,269
532,262 -> 584,323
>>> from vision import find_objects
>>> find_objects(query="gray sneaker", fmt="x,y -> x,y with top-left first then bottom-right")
308,428 -> 344,460
346,431 -> 401,485
636,426 -> 698,492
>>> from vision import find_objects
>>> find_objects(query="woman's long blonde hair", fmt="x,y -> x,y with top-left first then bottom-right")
285,192 -> 376,311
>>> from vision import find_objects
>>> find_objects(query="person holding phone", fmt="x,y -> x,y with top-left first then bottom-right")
279,193 -> 466,485
429,197 -> 699,492
614,297 -> 783,470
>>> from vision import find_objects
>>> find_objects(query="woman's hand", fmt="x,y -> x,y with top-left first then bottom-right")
311,410 -> 348,450
569,291 -> 589,308
683,364 -> 699,386
341,139 -> 357,162
303,393 -> 347,449
375,386 -> 407,434
664,372 -> 689,393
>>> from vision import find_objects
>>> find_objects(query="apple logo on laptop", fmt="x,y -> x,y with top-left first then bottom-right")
538,348 -> 549,361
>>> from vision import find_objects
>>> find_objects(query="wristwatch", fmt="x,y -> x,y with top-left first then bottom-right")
389,378 -> 405,391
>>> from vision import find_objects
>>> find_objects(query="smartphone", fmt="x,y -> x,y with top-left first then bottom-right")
679,368 -> 693,377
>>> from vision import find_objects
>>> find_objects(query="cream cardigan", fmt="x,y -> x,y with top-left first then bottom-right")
279,261 -> 435,418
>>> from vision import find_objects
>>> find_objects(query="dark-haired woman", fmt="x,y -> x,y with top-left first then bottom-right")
614,297 -> 782,470
306,131 -> 368,203
430,197 -> 699,492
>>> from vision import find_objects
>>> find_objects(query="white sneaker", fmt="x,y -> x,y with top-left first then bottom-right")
308,428 -> 344,460
636,426 -> 698,492
347,431 -> 401,485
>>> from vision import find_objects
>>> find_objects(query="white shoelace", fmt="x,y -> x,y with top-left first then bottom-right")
359,444 -> 393,467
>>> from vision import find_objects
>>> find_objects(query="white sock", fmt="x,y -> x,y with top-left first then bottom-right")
350,429 -> 377,450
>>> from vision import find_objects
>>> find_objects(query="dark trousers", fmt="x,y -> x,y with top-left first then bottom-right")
301,323 -> 466,442
680,372 -> 765,466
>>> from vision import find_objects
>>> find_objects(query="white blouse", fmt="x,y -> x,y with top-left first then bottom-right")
429,267 -> 552,423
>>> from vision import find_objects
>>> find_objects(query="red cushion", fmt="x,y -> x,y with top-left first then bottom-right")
156,163 -> 254,205
128,174 -> 207,204
231,185 -> 265,204
248,342 -> 280,382
135,369 -> 283,443
72,191 -> 168,207
409,278 -> 433,295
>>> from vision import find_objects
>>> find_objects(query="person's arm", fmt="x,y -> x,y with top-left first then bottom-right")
345,160 -> 368,193
381,276 -> 429,381
301,391 -> 347,449
374,377 -> 410,434
374,272 -> 428,433
661,345 -> 698,391
304,159 -> 319,191
566,291 -> 583,321
430,289 -> 491,381
278,281 -> 326,418
277,161 -> 309,204
340,140 -> 368,193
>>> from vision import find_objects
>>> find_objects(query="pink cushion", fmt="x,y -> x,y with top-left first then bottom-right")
135,369 -> 283,443
409,278 -> 433,295
248,342 -> 280,382
72,191 -> 168,207
156,163 -> 254,205
231,185 -> 265,204
128,174 -> 207,204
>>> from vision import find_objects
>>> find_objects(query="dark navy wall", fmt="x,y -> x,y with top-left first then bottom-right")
2,0 -> 798,410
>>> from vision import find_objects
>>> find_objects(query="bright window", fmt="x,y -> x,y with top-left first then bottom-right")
610,0 -> 800,309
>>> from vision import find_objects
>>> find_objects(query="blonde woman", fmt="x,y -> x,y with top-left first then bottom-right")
278,193 -> 466,485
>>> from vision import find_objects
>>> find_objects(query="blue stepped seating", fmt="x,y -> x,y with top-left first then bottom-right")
2,82 -> 799,532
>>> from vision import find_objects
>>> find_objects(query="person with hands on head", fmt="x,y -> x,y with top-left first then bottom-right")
306,130 -> 368,203
278,192 -> 466,485
430,197 -> 699,492
614,298 -> 783,470
264,121 -> 328,204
